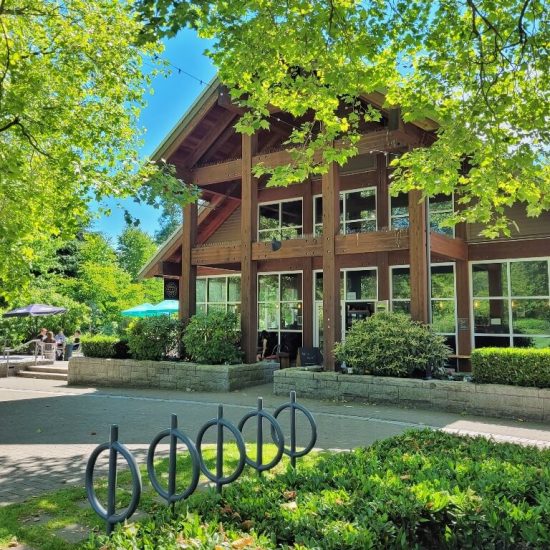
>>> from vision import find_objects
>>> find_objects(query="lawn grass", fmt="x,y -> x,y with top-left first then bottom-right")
0,443 -> 294,550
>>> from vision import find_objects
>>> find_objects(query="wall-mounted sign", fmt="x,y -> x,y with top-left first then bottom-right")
458,317 -> 469,331
164,279 -> 179,300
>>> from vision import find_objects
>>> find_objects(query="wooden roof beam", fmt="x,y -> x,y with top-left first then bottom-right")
430,232 -> 468,261
191,129 -> 421,186
187,110 -> 238,168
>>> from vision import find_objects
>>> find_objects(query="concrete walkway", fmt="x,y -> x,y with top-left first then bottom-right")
0,376 -> 549,506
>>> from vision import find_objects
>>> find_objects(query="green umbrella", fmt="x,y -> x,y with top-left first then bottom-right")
151,300 -> 179,315
121,303 -> 156,318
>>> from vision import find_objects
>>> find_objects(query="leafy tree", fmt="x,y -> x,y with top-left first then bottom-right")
155,203 -> 182,244
0,0 -> 197,301
117,225 -> 158,280
137,0 -> 549,236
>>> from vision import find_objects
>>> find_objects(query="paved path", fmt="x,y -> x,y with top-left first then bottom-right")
1,377 -> 549,506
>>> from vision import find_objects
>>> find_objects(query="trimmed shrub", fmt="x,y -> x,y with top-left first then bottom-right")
127,317 -> 182,361
183,311 -> 241,364
81,335 -> 119,358
472,347 -> 550,388
334,312 -> 450,377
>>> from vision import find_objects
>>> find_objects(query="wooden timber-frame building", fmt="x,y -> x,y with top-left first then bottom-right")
140,78 -> 550,370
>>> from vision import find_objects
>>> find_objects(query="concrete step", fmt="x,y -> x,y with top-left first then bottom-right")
25,365 -> 68,375
18,371 -> 67,381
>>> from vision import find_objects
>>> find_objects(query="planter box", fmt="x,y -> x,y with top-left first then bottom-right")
274,368 -> 550,421
69,357 -> 279,392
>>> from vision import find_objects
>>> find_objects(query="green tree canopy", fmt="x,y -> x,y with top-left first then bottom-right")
117,225 -> 158,280
137,0 -> 549,236
0,0 -> 197,301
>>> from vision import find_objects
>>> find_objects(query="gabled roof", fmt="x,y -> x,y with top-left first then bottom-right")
151,76 -> 221,162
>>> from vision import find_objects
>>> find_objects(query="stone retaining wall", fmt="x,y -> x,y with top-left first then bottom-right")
69,357 -> 279,392
274,368 -> 550,421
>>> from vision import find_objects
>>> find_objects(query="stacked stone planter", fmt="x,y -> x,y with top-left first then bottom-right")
274,368 -> 550,421
69,357 -> 278,392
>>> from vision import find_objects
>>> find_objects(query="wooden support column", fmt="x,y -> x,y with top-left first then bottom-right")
408,190 -> 429,323
455,259 -> 472,366
302,258 -> 313,348
241,133 -> 258,363
322,162 -> 341,370
180,202 -> 197,321
376,153 -> 390,301
301,179 -> 314,348
454,219 -> 472,367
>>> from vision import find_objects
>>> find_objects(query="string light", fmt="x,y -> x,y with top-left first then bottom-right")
142,53 -> 210,87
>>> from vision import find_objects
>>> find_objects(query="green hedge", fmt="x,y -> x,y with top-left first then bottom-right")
81,335 -> 128,359
90,430 -> 550,549
472,347 -> 550,388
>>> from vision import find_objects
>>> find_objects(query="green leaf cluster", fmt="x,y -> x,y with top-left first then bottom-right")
472,347 -> 550,388
183,310 -> 242,364
127,315 -> 183,361
137,0 -> 549,236
334,312 -> 450,377
0,1 -> 198,299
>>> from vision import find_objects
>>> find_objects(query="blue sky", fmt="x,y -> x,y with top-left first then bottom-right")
92,29 -> 216,241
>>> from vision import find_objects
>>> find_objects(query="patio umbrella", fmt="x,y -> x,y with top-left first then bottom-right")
151,300 -> 179,315
121,303 -> 156,318
2,304 -> 67,318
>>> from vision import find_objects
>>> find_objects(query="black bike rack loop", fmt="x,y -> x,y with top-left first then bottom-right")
272,390 -> 317,468
85,425 -> 142,535
147,414 -> 201,505
195,404 -> 246,493
238,397 -> 285,475
86,394 -> 317,535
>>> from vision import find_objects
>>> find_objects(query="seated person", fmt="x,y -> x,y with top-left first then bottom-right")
36,327 -> 48,342
257,331 -> 278,361
55,329 -> 66,360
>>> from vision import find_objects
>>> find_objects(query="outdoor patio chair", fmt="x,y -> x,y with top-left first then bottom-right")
41,342 -> 56,361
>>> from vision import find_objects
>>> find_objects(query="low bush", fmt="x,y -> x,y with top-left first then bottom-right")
88,430 -> 550,549
334,312 -> 450,377
127,316 -> 183,361
472,347 -> 550,388
183,310 -> 241,364
81,335 -> 119,358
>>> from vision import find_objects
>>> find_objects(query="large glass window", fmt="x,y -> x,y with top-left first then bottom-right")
343,269 -> 377,332
390,192 -> 409,230
472,259 -> 550,348
390,264 -> 457,351
390,267 -> 411,313
258,200 -> 302,242
430,194 -> 454,236
258,272 -> 303,358
196,275 -> 241,316
343,188 -> 376,234
313,187 -> 376,236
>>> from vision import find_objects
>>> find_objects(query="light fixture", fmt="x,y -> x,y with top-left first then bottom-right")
271,238 -> 282,252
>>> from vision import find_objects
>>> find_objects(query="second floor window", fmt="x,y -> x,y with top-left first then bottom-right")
258,200 -> 303,242
314,187 -> 377,236
389,192 -> 454,235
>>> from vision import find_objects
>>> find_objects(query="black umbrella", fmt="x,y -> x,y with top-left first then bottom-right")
2,304 -> 67,318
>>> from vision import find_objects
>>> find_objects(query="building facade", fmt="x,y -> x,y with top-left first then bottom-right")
140,79 -> 550,370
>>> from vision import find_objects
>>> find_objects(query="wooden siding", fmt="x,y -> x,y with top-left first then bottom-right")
467,205 -> 550,242
205,206 -> 242,244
